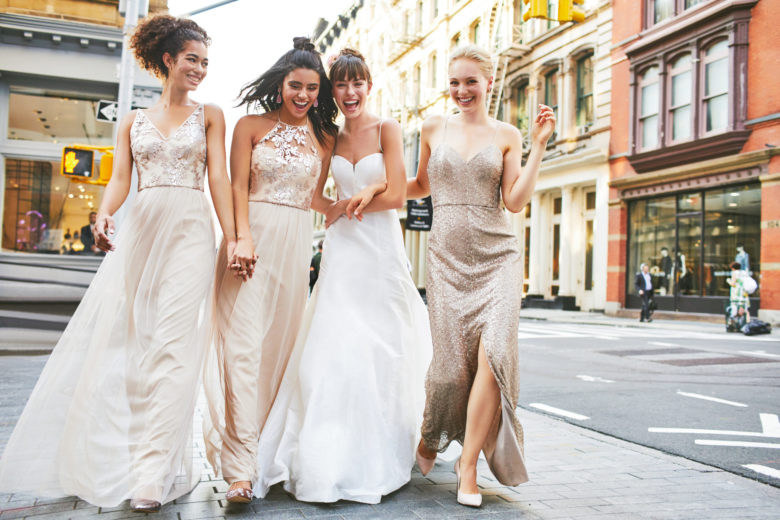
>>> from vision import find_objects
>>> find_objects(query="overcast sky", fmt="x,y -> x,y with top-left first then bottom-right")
166,0 -> 353,139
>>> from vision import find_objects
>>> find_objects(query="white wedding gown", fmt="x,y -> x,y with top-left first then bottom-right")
253,148 -> 432,504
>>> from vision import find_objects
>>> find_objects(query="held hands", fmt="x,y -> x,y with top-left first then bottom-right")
325,199 -> 349,228
532,104 -> 556,146
230,237 -> 258,281
94,213 -> 116,252
345,182 -> 386,221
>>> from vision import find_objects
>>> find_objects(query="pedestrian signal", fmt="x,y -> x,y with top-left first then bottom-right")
558,0 -> 585,23
61,147 -> 94,178
523,0 -> 548,22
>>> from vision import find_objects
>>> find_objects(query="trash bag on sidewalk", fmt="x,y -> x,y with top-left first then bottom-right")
742,319 -> 772,336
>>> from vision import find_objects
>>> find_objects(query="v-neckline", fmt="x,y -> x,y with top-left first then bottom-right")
436,142 -> 500,164
141,105 -> 201,141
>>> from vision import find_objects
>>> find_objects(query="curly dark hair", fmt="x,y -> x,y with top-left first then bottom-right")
238,37 -> 338,147
328,47 -> 371,84
130,15 -> 210,79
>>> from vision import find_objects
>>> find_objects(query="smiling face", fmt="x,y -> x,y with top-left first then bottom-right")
448,58 -> 492,112
332,76 -> 371,119
163,40 -> 208,91
280,67 -> 321,118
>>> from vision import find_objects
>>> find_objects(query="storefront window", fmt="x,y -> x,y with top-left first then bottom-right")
8,87 -> 115,146
3,159 -> 105,255
628,183 -> 761,307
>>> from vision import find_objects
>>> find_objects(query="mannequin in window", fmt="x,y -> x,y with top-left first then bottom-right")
735,244 -> 749,273
658,246 -> 672,295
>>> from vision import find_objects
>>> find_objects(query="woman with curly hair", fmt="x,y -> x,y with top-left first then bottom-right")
0,15 -> 236,513
201,37 -> 339,504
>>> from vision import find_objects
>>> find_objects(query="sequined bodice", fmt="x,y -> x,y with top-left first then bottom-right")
130,105 -> 206,191
427,143 -> 503,208
248,121 -> 322,210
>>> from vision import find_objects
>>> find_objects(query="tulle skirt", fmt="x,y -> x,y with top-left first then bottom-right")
202,201 -> 312,484
254,209 -> 432,504
0,186 -> 216,506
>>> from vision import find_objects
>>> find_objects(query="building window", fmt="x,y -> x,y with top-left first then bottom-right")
668,53 -> 692,142
413,63 -> 421,107
703,39 -> 728,134
432,0 -> 439,20
429,52 -> 437,89
576,54 -> 594,127
544,69 -> 558,120
471,20 -> 481,44
417,1 -> 424,33
514,81 -> 529,137
646,0 -> 708,28
584,190 -> 597,291
451,32 -> 461,49
638,66 -> 660,150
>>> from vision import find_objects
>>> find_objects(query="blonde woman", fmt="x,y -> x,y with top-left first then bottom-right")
408,45 -> 555,507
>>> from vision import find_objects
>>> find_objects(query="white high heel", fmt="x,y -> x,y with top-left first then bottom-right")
454,458 -> 482,508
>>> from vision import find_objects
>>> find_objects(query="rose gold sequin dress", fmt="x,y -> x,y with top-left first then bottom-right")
0,105 -> 217,506
421,122 -> 528,486
203,119 -> 322,486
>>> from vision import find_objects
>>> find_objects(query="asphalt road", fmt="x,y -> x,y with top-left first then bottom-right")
516,320 -> 780,487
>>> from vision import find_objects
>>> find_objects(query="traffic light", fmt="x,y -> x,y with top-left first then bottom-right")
558,0 -> 586,23
61,147 -> 94,179
523,0 -> 548,22
98,151 -> 113,184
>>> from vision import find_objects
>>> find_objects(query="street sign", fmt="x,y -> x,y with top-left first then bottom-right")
406,196 -> 433,231
96,100 -> 118,122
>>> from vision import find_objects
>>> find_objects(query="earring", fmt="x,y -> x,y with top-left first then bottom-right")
314,99 -> 319,108
275,91 -> 281,104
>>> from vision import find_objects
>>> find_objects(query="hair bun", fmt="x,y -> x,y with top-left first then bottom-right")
293,37 -> 316,52
338,47 -> 365,62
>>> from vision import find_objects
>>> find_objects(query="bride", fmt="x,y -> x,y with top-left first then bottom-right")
252,48 -> 432,504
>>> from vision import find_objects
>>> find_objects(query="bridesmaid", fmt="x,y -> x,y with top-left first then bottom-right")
202,37 -> 338,503
407,45 -> 555,507
0,15 -> 236,513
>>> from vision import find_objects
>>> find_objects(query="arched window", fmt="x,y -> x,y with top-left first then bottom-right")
703,39 -> 729,134
668,53 -> 692,142
514,81 -> 529,136
639,66 -> 660,150
576,53 -> 594,127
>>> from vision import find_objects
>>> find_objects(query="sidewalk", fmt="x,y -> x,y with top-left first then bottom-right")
1,406 -> 778,519
518,308 -> 727,334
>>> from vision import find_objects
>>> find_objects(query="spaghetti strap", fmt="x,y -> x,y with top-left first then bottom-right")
378,119 -> 384,153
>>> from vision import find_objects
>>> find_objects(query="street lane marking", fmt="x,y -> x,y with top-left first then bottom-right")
529,403 -> 590,421
739,350 -> 780,359
696,440 -> 780,449
649,341 -> 679,347
577,375 -> 615,383
649,413 -> 780,438
743,464 -> 780,480
676,391 -> 748,408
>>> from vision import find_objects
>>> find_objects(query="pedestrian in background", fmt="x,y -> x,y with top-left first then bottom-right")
727,261 -> 751,329
79,211 -> 98,253
635,262 -> 654,322
0,15 -> 236,513
201,37 -> 338,505
407,45 -> 555,507
309,239 -> 323,291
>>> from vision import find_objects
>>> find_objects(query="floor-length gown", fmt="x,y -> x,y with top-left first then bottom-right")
420,118 -> 529,486
203,120 -> 321,486
253,131 -> 433,504
0,104 -> 217,506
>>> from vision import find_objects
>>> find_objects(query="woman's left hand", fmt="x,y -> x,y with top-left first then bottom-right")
325,199 -> 349,228
532,104 -> 556,146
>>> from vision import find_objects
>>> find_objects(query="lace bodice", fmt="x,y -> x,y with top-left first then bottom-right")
130,105 -> 207,191
248,121 -> 322,210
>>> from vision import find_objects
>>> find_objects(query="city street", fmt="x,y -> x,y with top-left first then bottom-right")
1,314 -> 779,519
515,317 -> 780,487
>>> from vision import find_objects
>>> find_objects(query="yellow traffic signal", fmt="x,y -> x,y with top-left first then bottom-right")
61,147 -> 94,178
523,0 -> 548,22
98,151 -> 113,185
558,0 -> 586,23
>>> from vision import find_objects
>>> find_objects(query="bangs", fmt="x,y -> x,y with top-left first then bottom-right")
329,58 -> 371,83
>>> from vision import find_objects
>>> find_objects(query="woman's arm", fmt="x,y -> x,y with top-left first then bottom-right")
406,116 -> 439,200
94,111 -> 135,251
230,116 -> 259,280
501,104 -> 555,212
204,104 -> 237,264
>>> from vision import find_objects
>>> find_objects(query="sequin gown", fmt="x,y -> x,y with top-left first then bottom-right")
203,120 -> 321,486
0,105 -> 217,506
253,130 -> 433,504
421,127 -> 529,486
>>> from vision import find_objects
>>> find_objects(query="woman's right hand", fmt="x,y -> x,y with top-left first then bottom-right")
94,212 -> 115,252
325,199 -> 348,228
232,237 -> 257,281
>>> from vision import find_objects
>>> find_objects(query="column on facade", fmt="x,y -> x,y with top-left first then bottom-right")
527,192 -> 543,295
594,174 -> 610,309
558,186 -> 574,296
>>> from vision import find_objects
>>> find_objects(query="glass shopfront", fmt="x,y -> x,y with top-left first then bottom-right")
627,182 -> 761,313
